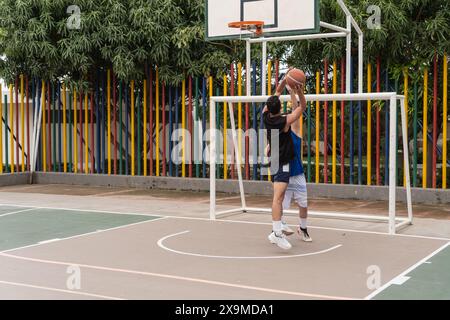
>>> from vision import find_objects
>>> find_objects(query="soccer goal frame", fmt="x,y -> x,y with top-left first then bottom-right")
209,92 -> 413,235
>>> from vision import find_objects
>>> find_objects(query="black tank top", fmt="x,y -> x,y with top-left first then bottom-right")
263,111 -> 295,165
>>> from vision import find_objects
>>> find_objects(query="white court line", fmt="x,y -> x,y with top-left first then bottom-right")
0,202 -> 448,241
0,217 -> 168,254
90,189 -> 134,197
364,241 -> 450,300
197,196 -> 242,204
158,230 -> 343,259
0,208 -> 37,218
0,280 -> 123,300
0,252 -> 357,300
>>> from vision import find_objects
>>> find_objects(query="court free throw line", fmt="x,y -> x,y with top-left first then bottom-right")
0,252 -> 358,300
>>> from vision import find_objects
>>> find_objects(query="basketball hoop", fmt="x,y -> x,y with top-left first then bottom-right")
228,21 -> 264,37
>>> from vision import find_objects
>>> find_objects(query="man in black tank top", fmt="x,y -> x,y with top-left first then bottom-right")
262,70 -> 307,250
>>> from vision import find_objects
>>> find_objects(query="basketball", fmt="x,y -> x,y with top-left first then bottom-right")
286,68 -> 306,89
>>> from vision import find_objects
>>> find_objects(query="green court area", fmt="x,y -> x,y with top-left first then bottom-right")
374,245 -> 450,300
0,206 -> 159,251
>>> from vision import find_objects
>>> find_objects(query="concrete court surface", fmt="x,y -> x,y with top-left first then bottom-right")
0,183 -> 449,300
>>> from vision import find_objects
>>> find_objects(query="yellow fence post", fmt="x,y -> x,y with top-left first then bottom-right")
73,89 -> 77,173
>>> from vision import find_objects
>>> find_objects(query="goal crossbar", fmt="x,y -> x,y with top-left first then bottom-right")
209,92 -> 413,235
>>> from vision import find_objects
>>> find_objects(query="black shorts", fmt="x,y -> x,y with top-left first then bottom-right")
272,163 -> 290,183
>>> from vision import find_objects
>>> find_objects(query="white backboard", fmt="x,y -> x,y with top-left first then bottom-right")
206,0 -> 320,40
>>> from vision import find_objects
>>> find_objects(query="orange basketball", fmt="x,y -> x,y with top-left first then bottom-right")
286,68 -> 306,89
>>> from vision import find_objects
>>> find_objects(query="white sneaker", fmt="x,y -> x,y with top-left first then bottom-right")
268,232 -> 292,250
297,227 -> 312,242
281,222 -> 294,236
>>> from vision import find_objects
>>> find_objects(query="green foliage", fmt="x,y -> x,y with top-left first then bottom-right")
0,0 -> 234,87
0,0 -> 449,88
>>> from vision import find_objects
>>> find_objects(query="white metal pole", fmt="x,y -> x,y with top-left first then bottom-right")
211,92 -> 402,103
209,98 -> 216,220
262,40 -> 267,95
228,102 -> 247,211
32,93 -> 43,173
388,95 -> 397,234
400,98 -> 413,224
249,32 -> 347,44
246,40 -> 251,96
30,86 -> 39,174
320,21 -> 349,33
31,82 -> 43,174
346,16 -> 352,94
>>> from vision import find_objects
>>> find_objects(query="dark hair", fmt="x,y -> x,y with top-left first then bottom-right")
266,95 -> 281,115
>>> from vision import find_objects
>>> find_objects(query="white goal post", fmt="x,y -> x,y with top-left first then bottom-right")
209,92 -> 413,235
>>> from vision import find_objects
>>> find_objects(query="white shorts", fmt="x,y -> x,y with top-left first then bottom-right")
282,174 -> 308,209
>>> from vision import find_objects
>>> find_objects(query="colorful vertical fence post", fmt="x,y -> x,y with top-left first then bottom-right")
376,58 -> 381,185
156,70 -> 160,177
202,78 -> 207,178
432,55 -> 438,188
230,65 -> 235,180
131,80 -> 135,176
367,63 -> 372,186
20,75 -> 25,172
195,77 -> 200,178
119,81 -> 123,175
39,82 -> 43,173
349,58 -> 354,185
162,83 -> 166,176
57,83 -> 61,172
324,59 -> 328,184
137,89 -> 141,176
113,73 -> 117,175
252,62 -> 257,181
223,74 -> 227,180
0,87 -> 2,173
443,54 -> 448,189
149,68 -> 153,176
52,83 -> 56,172
175,86 -> 179,177
73,89 -> 77,173
4,94 -> 8,173
315,71 -> 320,183
403,68 -> 409,187
169,86 -> 173,177
413,81 -> 418,187
332,61 -> 337,184
188,77 -> 193,178
90,91 -> 94,174
143,79 -> 148,177
423,69 -> 428,188
340,58 -> 345,184
79,91 -> 83,173
181,78 -> 185,178
107,69 -> 111,175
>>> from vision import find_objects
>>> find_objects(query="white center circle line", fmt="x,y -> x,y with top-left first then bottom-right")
157,230 -> 343,259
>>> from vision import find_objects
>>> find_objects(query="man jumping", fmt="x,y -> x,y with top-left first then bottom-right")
262,70 -> 307,250
280,85 -> 312,242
